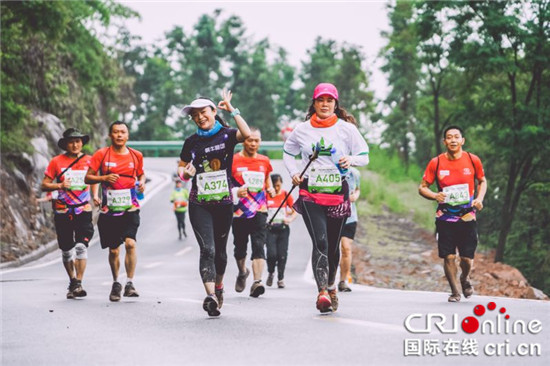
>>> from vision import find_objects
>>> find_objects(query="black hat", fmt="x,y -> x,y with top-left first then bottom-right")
57,128 -> 90,150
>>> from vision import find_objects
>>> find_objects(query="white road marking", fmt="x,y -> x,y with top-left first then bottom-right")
314,316 -> 405,333
175,247 -> 193,256
144,262 -> 163,269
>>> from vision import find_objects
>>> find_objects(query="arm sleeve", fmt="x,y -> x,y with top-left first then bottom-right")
283,152 -> 300,178
348,154 -> 369,167
348,125 -> 370,167
180,139 -> 192,163
136,151 -> 145,176
44,159 -> 58,180
473,155 -> 485,180
89,150 -> 103,173
422,158 -> 437,185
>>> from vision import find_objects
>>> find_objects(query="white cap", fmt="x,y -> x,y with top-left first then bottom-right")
181,98 -> 217,116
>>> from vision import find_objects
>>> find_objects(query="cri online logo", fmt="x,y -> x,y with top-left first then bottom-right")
405,302 -> 542,335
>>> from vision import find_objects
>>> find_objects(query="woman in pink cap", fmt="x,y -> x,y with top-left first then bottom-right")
283,83 -> 369,313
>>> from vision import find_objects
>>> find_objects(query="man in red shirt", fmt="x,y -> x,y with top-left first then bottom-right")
419,126 -> 487,302
86,121 -> 146,302
231,127 -> 275,297
41,128 -> 100,299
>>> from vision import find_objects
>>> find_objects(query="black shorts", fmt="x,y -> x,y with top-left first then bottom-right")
341,221 -> 357,240
98,211 -> 140,249
54,211 -> 94,251
436,220 -> 478,259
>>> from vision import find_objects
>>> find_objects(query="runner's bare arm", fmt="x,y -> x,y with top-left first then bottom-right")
419,179 -> 446,203
472,176 -> 487,211
41,176 -> 70,191
90,183 -> 101,206
85,167 -> 119,184
178,160 -> 196,180
137,173 -> 146,193
284,207 -> 298,224
217,89 -> 251,142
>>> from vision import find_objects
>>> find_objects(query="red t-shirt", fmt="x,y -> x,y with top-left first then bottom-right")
232,152 -> 273,218
423,152 -> 485,221
44,154 -> 93,213
90,147 -> 144,214
267,190 -> 294,224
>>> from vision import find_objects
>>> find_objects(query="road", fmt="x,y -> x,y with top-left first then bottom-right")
2,158 -> 549,366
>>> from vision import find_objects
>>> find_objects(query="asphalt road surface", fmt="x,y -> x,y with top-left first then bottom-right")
2,158 -> 549,366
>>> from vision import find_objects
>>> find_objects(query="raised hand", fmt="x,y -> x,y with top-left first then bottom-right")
217,89 -> 234,113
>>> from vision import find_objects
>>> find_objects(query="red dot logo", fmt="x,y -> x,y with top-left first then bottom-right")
488,302 -> 496,310
500,307 -> 506,314
462,316 -> 479,334
474,305 -> 485,316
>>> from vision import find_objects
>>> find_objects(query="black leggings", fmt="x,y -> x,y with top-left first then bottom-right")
301,201 -> 346,291
266,225 -> 290,280
188,203 -> 233,283
175,211 -> 186,232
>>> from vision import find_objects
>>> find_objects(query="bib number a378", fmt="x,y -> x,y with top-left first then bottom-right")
197,171 -> 230,201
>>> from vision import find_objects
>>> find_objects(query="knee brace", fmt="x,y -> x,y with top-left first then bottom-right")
62,248 -> 76,263
75,243 -> 88,260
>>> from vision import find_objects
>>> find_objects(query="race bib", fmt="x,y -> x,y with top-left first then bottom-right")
242,171 -> 265,193
64,169 -> 87,190
308,165 -> 342,193
268,207 -> 285,225
197,171 -> 229,201
107,189 -> 133,211
443,183 -> 470,206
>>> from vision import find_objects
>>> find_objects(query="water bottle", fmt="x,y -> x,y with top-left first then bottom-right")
135,180 -> 144,200
331,148 -> 349,175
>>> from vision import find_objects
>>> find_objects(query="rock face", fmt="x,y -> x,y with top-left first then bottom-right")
1,111 -> 107,263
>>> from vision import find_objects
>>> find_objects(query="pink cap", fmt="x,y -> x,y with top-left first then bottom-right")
313,83 -> 339,100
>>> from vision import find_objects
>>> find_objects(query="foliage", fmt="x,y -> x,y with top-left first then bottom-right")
1,0 -> 137,160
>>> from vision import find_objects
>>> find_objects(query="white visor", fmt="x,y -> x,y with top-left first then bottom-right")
181,99 -> 217,116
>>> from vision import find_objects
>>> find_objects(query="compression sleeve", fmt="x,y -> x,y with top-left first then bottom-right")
283,151 -> 300,178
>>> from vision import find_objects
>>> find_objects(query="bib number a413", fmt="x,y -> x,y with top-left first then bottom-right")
197,171 -> 230,201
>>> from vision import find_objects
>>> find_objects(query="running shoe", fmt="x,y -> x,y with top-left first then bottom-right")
328,288 -> 339,311
202,294 -> 220,317
235,268 -> 250,293
266,273 -> 274,287
72,279 -> 87,298
66,278 -> 78,299
316,290 -> 333,313
123,282 -> 139,297
338,280 -> 352,292
448,293 -> 461,302
250,280 -> 265,298
461,278 -> 474,298
215,286 -> 224,309
109,281 -> 122,302
277,280 -> 285,289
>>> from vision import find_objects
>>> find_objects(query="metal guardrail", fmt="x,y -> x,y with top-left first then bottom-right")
127,140 -> 284,157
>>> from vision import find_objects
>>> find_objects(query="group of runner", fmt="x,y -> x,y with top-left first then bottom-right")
42,81 -> 487,316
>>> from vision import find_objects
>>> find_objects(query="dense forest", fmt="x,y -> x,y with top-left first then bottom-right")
1,1 -> 549,294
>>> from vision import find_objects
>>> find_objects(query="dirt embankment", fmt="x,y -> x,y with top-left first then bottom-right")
351,207 -> 548,301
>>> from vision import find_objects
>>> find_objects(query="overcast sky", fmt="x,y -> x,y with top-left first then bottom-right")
120,1 -> 391,99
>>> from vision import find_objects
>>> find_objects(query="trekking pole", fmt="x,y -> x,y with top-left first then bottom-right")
266,143 -> 321,227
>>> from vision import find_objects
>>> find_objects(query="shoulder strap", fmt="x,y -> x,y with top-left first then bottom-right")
466,152 -> 477,178
55,154 -> 86,182
434,155 -> 441,192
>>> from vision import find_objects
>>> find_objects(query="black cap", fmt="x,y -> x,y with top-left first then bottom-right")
57,128 -> 90,150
